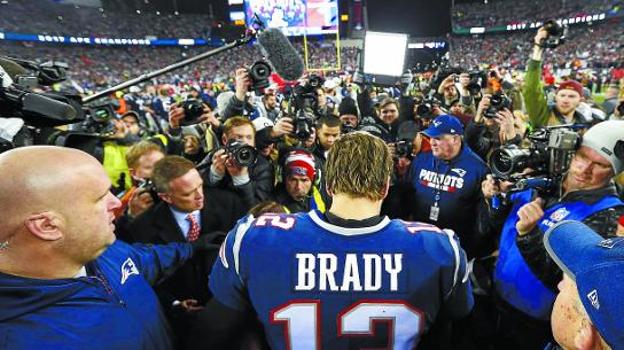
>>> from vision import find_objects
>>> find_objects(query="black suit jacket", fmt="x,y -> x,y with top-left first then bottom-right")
127,186 -> 245,308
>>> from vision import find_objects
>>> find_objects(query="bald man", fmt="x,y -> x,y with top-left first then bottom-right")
0,146 -> 195,350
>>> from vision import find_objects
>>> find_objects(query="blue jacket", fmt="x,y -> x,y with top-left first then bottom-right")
495,189 -> 623,320
408,146 -> 489,258
0,240 -> 193,350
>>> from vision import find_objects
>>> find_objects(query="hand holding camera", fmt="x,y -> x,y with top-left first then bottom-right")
234,68 -> 252,101
271,117 -> 294,138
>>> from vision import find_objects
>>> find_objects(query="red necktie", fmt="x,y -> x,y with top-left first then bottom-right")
186,214 -> 200,242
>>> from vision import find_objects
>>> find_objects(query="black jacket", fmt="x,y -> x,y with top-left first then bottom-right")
200,151 -> 275,210
126,187 -> 245,308
464,120 -> 522,163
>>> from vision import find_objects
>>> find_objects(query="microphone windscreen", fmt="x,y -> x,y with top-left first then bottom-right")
257,29 -> 304,81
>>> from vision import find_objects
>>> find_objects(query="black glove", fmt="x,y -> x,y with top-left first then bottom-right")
190,231 -> 227,253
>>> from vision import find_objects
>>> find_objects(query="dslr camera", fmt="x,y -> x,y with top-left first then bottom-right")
538,20 -> 567,49
484,92 -> 512,119
247,60 -> 272,96
225,139 -> 258,167
181,98 -> 204,126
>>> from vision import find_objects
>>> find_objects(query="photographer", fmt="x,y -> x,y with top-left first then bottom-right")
201,116 -> 274,210
167,101 -> 221,159
524,26 -> 595,128
465,94 -> 523,162
482,120 -> 624,348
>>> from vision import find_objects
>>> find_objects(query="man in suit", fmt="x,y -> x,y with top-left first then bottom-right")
127,155 -> 245,347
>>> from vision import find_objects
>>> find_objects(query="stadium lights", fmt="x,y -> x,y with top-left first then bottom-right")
470,27 -> 485,34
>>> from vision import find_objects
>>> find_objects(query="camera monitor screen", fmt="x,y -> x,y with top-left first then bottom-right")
363,31 -> 408,78
245,0 -> 338,36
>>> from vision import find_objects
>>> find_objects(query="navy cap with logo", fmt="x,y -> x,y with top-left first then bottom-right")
422,114 -> 464,138
544,220 -> 624,349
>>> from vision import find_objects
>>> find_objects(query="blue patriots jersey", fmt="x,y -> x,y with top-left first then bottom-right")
210,210 -> 473,350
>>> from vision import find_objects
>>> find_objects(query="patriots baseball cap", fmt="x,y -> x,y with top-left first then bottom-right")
422,114 -> 464,138
544,220 -> 624,349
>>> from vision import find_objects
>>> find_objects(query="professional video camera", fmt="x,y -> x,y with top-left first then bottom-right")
484,92 -> 512,119
538,20 -> 567,49
289,75 -> 324,140
247,60 -> 272,96
489,126 -> 581,194
225,139 -> 258,167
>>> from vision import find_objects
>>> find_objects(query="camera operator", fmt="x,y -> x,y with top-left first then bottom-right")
524,26 -> 595,128
201,116 -> 274,210
114,140 -> 166,242
482,120 -> 624,349
167,101 -> 221,158
465,94 -> 523,162
436,74 -> 462,110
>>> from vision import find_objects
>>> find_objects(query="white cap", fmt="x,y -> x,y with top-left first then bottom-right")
582,120 -> 624,174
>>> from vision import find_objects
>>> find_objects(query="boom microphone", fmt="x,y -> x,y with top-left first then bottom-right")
257,28 -> 305,81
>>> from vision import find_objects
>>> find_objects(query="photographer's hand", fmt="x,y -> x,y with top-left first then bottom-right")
475,94 -> 491,123
210,149 -> 228,178
226,159 -> 249,179
271,117 -> 294,138
496,108 -> 516,142
516,197 -> 545,236
532,28 -> 548,60
481,174 -> 513,200
197,104 -> 220,128
128,189 -> 154,218
235,68 -> 251,101
168,103 -> 185,130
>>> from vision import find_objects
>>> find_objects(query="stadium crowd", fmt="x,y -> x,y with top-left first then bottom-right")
0,0 -> 213,38
452,0 -> 620,29
1,1 -> 624,350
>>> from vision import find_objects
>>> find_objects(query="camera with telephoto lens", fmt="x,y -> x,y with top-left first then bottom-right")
484,92 -> 512,119
181,98 -> 204,126
248,60 -> 272,96
489,126 -> 580,194
225,139 -> 258,167
539,20 -> 567,49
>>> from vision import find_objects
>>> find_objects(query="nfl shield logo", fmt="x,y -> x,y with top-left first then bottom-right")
550,208 -> 570,222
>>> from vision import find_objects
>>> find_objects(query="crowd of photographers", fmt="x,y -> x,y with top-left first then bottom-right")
2,9 -> 624,349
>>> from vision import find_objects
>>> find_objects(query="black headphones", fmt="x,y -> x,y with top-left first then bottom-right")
615,140 -> 624,160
